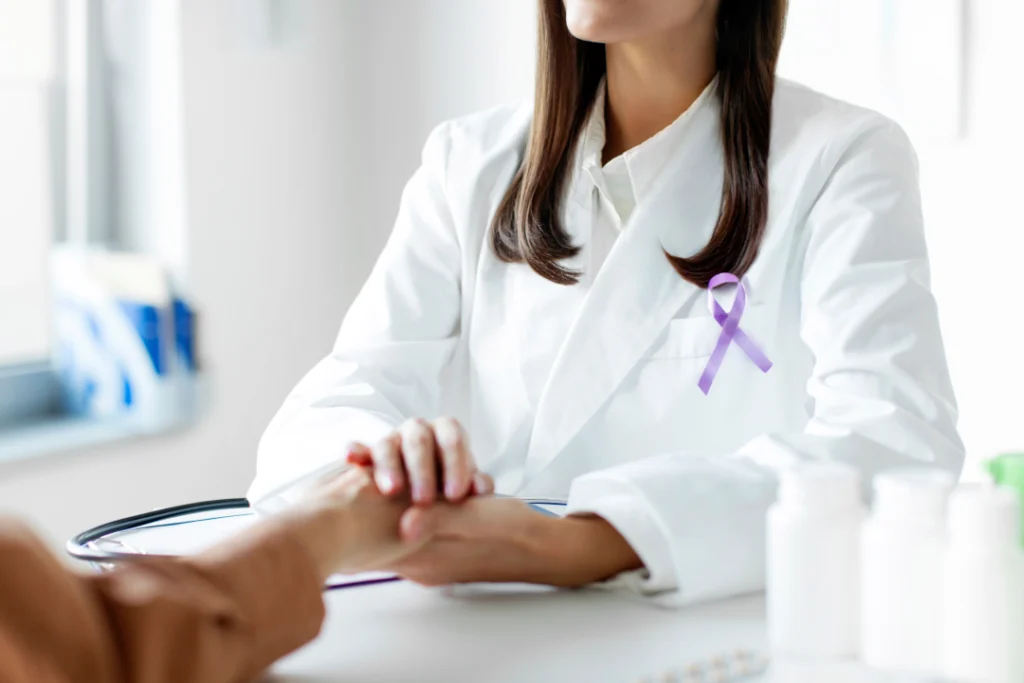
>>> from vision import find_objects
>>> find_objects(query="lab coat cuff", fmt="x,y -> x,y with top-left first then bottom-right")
566,486 -> 679,595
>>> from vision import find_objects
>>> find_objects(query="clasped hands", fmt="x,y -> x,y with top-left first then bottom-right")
291,417 -> 642,588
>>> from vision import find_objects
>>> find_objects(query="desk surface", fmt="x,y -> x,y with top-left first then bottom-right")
269,583 -> 884,683
85,509 -> 895,682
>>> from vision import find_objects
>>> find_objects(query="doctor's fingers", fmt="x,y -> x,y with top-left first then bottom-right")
399,418 -> 439,505
370,433 -> 406,496
471,472 -> 495,496
432,417 -> 475,501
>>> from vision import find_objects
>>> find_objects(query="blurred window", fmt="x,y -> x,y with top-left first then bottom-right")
0,0 -> 118,429
0,1 -> 59,368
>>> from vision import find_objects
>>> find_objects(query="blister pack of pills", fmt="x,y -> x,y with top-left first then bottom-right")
633,650 -> 770,683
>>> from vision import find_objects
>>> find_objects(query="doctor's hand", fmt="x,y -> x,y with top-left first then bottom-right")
285,466 -> 428,581
345,417 -> 495,506
379,497 -> 643,588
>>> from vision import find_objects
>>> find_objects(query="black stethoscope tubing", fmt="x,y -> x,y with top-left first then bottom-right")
66,498 -> 250,563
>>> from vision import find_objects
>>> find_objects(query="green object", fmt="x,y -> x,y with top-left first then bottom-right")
988,452 -> 1024,548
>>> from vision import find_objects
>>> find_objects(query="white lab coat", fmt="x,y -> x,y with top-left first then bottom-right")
249,79 -> 964,605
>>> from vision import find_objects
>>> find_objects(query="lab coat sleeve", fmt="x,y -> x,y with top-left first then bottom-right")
566,120 -> 964,605
249,123 -> 463,509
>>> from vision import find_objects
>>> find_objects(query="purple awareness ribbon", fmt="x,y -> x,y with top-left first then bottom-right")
697,273 -> 773,395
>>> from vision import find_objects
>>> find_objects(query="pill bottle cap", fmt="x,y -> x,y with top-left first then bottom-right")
779,461 -> 861,511
988,452 -> 1024,548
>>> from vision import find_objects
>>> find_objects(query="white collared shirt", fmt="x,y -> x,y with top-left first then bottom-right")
581,79 -> 716,279
517,81 -> 716,419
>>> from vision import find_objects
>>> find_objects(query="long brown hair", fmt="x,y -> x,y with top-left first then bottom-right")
490,0 -> 788,287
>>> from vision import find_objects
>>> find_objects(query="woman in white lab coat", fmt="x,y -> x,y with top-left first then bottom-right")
250,0 -> 964,603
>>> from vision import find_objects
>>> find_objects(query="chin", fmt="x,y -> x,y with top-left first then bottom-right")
563,0 -> 638,43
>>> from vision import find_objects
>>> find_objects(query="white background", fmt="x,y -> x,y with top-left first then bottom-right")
0,0 -> 1020,547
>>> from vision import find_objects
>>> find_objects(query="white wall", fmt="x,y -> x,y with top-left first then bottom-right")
0,0 -> 536,547
359,0 -> 536,260
918,2 -> 1024,469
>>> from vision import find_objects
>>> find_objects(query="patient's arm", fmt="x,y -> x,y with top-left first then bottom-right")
0,468 -> 418,683
0,517 -> 323,683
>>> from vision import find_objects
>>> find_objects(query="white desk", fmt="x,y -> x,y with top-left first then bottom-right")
270,583 -> 884,683
81,508 -> 906,682
83,508 -> 902,681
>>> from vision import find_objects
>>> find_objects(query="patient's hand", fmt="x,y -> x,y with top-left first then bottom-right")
345,417 -> 495,506
284,466 -> 428,580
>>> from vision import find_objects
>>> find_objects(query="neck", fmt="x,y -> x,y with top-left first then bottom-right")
602,25 -> 717,163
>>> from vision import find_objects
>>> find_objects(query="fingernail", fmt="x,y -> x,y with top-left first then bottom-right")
445,479 -> 461,500
376,471 -> 396,494
473,473 -> 493,495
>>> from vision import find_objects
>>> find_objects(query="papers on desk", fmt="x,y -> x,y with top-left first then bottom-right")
326,571 -> 400,590
526,501 -> 567,517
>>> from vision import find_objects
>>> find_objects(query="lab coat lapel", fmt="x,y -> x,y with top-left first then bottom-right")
511,169 -> 592,412
524,99 -> 724,480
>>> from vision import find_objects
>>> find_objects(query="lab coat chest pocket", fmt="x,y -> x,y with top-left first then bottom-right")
623,303 -> 773,453
646,316 -> 721,359
647,301 -> 770,360
644,303 -> 771,361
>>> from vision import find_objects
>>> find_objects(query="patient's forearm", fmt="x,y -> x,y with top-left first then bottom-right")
0,518 -> 325,683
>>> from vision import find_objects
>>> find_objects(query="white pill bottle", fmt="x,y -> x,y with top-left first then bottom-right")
941,484 -> 1024,683
860,468 -> 954,675
767,462 -> 865,659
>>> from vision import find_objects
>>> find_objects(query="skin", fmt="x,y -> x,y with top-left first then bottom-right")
285,466 -> 427,581
580,0 -> 719,162
348,0 -> 721,588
